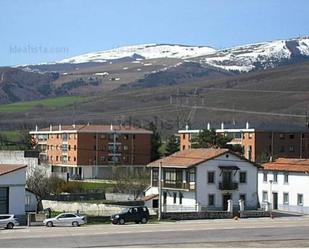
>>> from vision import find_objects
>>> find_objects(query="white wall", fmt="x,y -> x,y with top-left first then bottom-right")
0,168 -> 26,215
196,153 -> 258,209
258,170 -> 309,214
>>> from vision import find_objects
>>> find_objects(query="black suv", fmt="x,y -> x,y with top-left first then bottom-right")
111,206 -> 150,225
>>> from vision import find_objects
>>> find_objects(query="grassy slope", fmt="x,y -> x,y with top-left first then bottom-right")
0,96 -> 87,113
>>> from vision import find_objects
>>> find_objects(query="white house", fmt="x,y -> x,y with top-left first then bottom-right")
145,148 -> 260,212
0,164 -> 27,216
258,158 -> 309,214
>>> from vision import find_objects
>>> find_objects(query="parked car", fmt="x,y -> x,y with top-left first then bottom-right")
43,213 -> 86,227
0,214 -> 19,229
111,206 -> 150,225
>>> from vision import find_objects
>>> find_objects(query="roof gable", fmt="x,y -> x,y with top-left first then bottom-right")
0,164 -> 27,176
262,158 -> 309,173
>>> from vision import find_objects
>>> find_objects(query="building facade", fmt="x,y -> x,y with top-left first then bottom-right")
0,164 -> 27,216
30,124 -> 152,179
145,148 -> 259,212
178,123 -> 309,163
258,158 -> 309,214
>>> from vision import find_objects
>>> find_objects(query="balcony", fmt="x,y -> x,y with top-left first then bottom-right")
162,181 -> 195,191
219,182 -> 238,190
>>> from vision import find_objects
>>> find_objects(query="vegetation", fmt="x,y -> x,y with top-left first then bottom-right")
0,130 -> 36,150
191,129 -> 232,149
164,135 -> 180,156
0,96 -> 87,113
148,122 -> 162,161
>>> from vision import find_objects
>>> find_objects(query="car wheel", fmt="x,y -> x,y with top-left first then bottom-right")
141,217 -> 148,224
119,218 -> 125,225
46,221 -> 53,227
6,222 -> 14,229
72,221 -> 79,227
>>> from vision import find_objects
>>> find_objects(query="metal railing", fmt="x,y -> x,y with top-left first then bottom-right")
219,182 -> 238,190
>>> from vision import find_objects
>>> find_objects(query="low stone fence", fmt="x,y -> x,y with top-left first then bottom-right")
239,210 -> 270,218
162,211 -> 233,220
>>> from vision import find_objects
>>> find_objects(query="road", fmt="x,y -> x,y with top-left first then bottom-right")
1,217 -> 309,247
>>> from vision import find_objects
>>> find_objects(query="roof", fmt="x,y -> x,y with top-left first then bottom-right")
0,164 -> 27,176
30,124 -> 152,134
148,148 -> 229,168
140,194 -> 159,201
262,158 -> 309,173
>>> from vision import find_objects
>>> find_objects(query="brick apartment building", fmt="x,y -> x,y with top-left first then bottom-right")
30,124 -> 152,179
178,123 -> 309,163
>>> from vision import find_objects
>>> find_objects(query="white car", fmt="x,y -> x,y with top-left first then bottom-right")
43,213 -> 86,227
0,214 -> 19,229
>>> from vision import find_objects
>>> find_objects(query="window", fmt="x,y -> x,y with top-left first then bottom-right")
179,192 -> 183,204
207,172 -> 215,184
289,134 -> 295,139
239,172 -> 247,183
289,145 -> 295,152
68,145 -> 71,151
183,134 -> 185,139
123,134 -> 129,140
173,193 -> 177,204
0,187 -> 9,214
100,134 -> 106,139
182,145 -> 185,150
208,194 -> 215,206
94,145 -> 97,150
123,145 -> 128,151
100,156 -> 106,162
68,156 -> 71,161
262,191 -> 268,202
279,133 -> 285,139
50,156 -> 53,161
280,146 -> 285,152
56,156 -> 59,161
152,169 -> 158,186
74,145 -> 77,151
240,194 -> 246,205
273,172 -> 278,183
187,168 -> 195,182
263,172 -> 268,182
283,193 -> 289,204
132,134 -> 136,139
248,133 -> 253,139
74,157 -> 76,162
284,173 -> 289,184
297,194 -> 303,206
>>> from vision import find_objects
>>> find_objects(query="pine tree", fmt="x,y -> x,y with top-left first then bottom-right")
165,135 -> 179,156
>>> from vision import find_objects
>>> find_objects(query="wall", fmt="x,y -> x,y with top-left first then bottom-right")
258,170 -> 309,214
196,153 -> 258,210
0,168 -> 26,215
162,211 -> 233,220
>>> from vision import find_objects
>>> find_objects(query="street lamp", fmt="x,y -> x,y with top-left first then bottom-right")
269,180 -> 273,216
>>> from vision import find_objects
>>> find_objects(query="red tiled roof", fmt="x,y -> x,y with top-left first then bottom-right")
32,124 -> 152,134
0,164 -> 27,176
262,158 -> 309,173
148,148 -> 229,168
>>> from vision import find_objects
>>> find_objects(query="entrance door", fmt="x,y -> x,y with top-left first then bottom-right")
223,194 -> 231,211
272,192 -> 278,209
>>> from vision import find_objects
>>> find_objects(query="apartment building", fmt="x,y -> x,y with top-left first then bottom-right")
178,123 -> 309,163
30,124 -> 152,179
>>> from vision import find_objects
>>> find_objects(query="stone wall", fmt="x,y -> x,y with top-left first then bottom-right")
162,211 -> 233,220
239,210 -> 270,218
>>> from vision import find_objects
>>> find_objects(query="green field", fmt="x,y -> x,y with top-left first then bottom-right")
0,130 -> 23,141
0,96 -> 87,113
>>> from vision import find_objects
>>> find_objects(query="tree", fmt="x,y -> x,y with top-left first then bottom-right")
191,129 -> 232,149
112,167 -> 150,199
148,122 -> 162,161
26,168 -> 50,212
165,135 -> 180,156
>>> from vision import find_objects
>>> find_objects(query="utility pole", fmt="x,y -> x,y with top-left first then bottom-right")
158,161 -> 162,221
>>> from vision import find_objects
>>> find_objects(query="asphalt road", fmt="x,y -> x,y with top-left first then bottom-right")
1,217 -> 309,247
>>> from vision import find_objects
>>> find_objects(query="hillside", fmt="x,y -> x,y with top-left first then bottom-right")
1,62 -> 309,136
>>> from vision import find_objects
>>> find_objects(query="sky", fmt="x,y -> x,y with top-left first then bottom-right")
1,0 -> 309,66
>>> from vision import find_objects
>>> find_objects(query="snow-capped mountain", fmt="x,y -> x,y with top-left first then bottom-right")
193,37 -> 309,72
58,44 -> 217,64
56,37 -> 309,73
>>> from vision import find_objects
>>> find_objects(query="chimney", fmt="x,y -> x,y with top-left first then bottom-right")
72,124 -> 76,128
110,124 -> 113,131
50,125 -> 52,131
35,125 -> 38,131
185,124 -> 189,130
246,121 -> 250,129
207,122 -> 210,130
59,124 -> 61,131
221,122 -> 224,130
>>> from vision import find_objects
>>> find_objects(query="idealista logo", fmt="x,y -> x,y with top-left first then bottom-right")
10,44 -> 69,54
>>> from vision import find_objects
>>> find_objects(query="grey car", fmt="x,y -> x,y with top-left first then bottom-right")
0,214 -> 19,229
43,213 -> 86,227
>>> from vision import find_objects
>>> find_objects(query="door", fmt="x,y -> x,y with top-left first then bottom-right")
223,194 -> 231,211
272,192 -> 278,210
222,171 -> 232,187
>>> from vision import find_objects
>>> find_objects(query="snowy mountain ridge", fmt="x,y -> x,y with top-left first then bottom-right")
56,37 -> 309,72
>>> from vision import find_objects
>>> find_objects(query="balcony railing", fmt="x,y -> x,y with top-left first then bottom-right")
219,182 -> 238,190
161,181 -> 195,190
